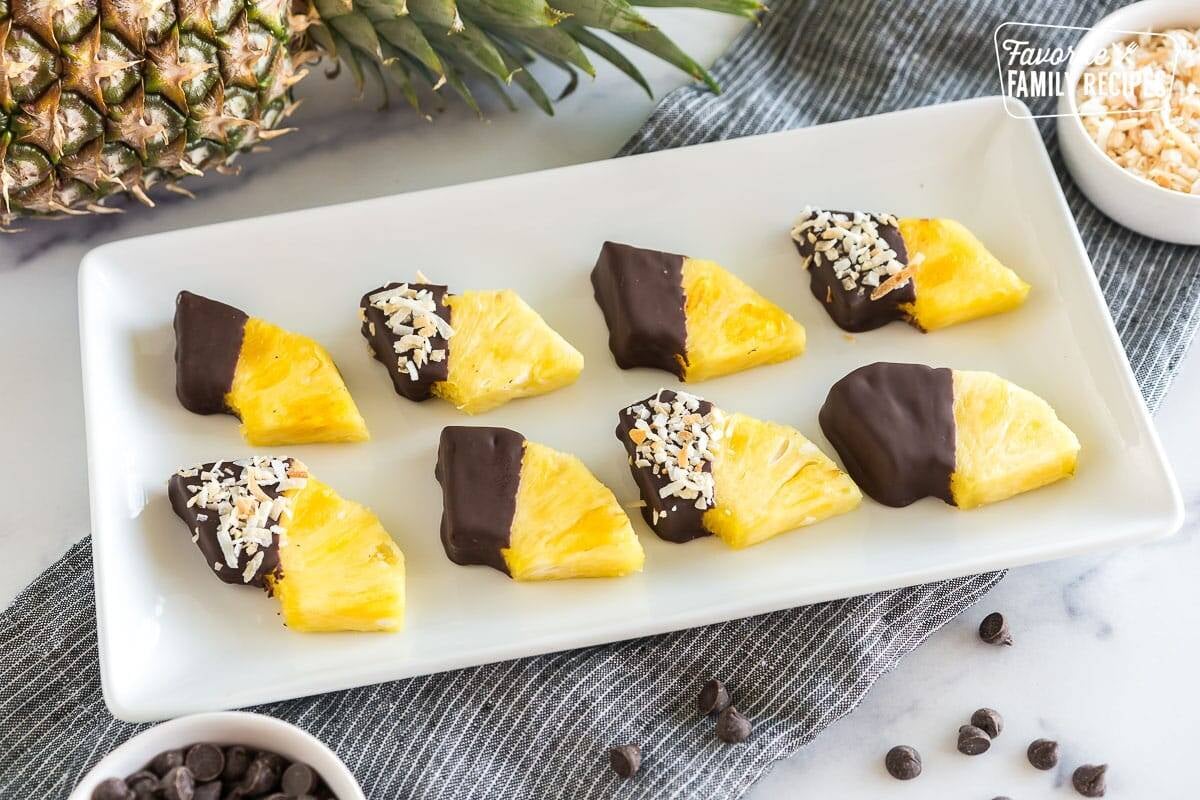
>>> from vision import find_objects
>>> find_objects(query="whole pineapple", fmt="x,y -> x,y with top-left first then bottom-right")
0,0 -> 761,226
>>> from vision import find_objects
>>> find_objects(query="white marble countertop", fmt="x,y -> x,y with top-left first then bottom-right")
1,11 -> 1196,797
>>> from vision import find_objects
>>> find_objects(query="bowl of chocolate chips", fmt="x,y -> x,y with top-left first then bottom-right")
69,712 -> 365,800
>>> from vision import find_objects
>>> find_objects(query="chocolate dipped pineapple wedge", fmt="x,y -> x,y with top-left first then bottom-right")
361,281 -> 583,415
820,362 -> 1080,509
791,209 -> 1030,332
175,292 -> 368,446
591,242 -> 806,382
169,457 -> 405,632
616,390 -> 861,548
435,427 -> 644,580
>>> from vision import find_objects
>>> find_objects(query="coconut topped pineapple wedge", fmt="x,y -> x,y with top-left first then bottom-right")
361,280 -> 583,415
435,426 -> 644,581
819,362 -> 1080,509
591,241 -> 806,382
616,389 -> 861,548
174,291 -> 368,445
790,209 -> 1031,332
168,457 -> 405,632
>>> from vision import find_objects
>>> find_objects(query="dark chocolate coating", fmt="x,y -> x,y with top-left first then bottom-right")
174,291 -> 249,414
360,282 -> 452,402
793,212 -> 915,332
819,362 -> 956,507
615,389 -> 713,543
434,426 -> 525,575
591,241 -> 688,378
168,461 -> 285,587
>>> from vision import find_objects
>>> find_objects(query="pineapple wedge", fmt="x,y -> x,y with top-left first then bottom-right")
168,457 -> 405,632
898,218 -> 1031,332
592,241 -> 804,382
175,291 -> 368,446
790,210 -> 1029,333
435,426 -> 644,580
616,390 -> 860,547
361,283 -> 583,415
820,362 -> 1079,509
951,370 -> 1081,509
270,478 -> 406,632
704,413 -> 862,548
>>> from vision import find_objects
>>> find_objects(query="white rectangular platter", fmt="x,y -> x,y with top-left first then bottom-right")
80,96 -> 1183,722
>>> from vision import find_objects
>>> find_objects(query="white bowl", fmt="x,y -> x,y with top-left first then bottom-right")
1056,0 -> 1200,245
67,712 -> 366,800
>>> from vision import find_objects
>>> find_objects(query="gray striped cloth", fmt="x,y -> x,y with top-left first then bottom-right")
2,0 -> 1196,797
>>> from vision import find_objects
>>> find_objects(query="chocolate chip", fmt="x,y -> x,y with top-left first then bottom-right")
192,782 -> 221,800
151,749 -> 185,777
239,755 -> 281,795
957,724 -> 991,755
92,778 -> 134,800
282,762 -> 318,795
608,744 -> 641,778
697,679 -> 731,716
184,743 -> 225,783
884,745 -> 921,780
979,612 -> 1013,646
1073,763 -> 1108,797
716,706 -> 752,744
125,770 -> 158,799
160,766 -> 195,800
991,797 -> 1012,800
1028,738 -> 1060,770
971,707 -> 1003,738
222,745 -> 251,781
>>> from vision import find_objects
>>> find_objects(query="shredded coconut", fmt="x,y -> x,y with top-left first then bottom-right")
368,283 -> 455,381
624,390 -> 722,511
790,207 -> 910,296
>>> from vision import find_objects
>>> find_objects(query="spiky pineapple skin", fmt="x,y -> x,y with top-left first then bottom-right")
703,413 -> 860,548
504,440 -> 643,581
950,370 -> 1079,509
681,258 -> 805,382
432,289 -> 583,415
0,0 -> 305,221
227,316 -> 368,445
898,218 -> 1031,331
269,477 -> 405,632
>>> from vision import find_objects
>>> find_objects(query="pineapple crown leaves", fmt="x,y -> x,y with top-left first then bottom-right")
307,0 -> 764,116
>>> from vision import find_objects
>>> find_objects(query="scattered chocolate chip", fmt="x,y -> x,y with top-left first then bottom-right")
151,750 -> 185,777
971,707 -> 1004,738
697,679 -> 731,716
1073,763 -> 1108,797
1028,738 -> 1060,770
282,762 -> 318,795
192,782 -> 221,800
716,706 -> 753,743
957,724 -> 991,755
184,743 -> 224,783
239,756 -> 281,795
884,745 -> 922,780
125,770 -> 158,798
608,744 -> 641,778
92,777 -> 134,800
979,612 -> 1013,646
222,745 -> 251,781
160,766 -> 195,800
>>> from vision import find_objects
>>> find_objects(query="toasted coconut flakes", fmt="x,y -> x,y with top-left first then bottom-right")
790,207 -> 908,294
370,279 -> 455,382
625,389 -> 721,513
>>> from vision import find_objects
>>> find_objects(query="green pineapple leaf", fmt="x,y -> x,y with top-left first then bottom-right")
375,17 -> 445,76
497,25 -> 593,74
561,21 -> 650,96
457,0 -> 568,30
425,19 -> 516,81
545,0 -> 652,33
327,11 -> 385,59
408,0 -> 465,31
632,0 -> 764,19
618,27 -> 718,91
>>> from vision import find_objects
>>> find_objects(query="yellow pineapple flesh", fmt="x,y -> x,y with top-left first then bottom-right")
505,441 -> 644,581
898,218 -> 1031,331
950,370 -> 1080,509
432,290 -> 584,414
704,413 -> 861,548
269,477 -> 406,632
680,259 -> 806,382
227,318 -> 368,446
